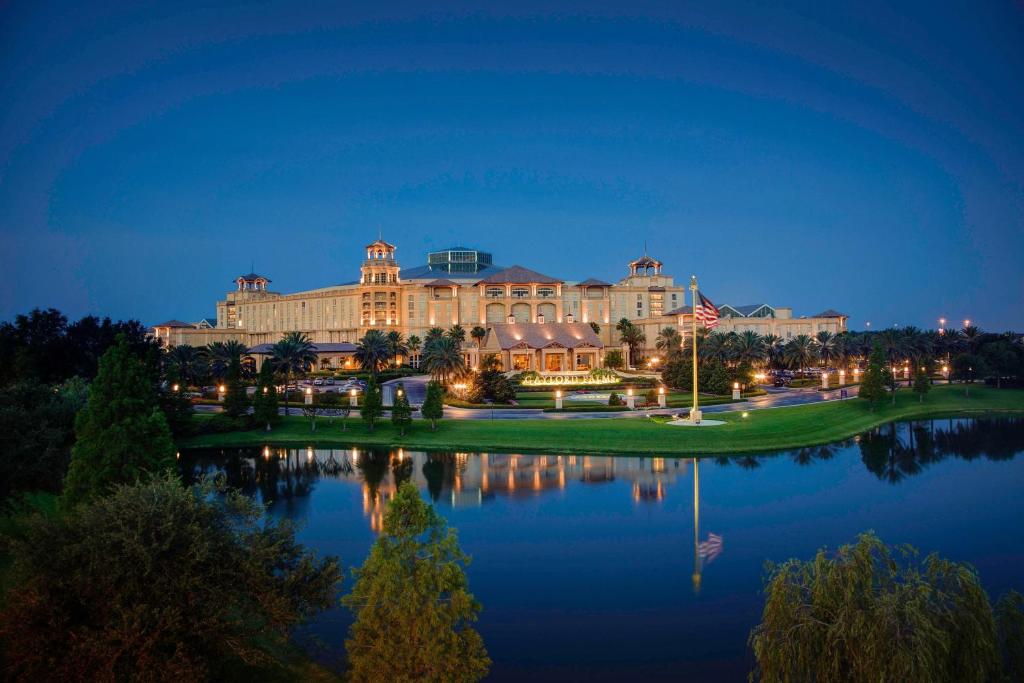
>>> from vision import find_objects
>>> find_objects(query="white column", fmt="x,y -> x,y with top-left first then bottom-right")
821,373 -> 829,389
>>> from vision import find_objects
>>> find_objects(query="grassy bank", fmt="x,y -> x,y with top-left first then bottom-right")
178,385 -> 1024,456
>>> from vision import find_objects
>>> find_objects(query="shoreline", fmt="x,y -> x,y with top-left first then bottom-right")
177,386 -> 1024,457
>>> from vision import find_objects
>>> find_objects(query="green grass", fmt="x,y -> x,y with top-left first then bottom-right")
178,385 -> 1024,456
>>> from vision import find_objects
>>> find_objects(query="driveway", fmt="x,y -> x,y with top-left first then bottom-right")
194,382 -> 864,419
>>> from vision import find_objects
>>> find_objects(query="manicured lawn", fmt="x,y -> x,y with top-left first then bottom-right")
178,385 -> 1024,456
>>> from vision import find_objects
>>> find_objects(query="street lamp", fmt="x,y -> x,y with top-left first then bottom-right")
172,383 -> 179,392
963,319 -> 971,328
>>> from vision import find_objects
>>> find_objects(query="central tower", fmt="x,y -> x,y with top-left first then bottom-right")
359,239 -> 402,328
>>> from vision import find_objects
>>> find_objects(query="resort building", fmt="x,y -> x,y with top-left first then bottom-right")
151,239 -> 847,370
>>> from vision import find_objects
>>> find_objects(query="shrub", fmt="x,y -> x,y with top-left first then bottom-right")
604,350 -> 625,369
0,474 -> 341,681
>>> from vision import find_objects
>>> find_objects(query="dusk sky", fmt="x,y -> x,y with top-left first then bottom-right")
1,1 -> 1022,330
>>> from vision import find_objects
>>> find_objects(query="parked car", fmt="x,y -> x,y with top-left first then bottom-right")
325,378 -> 335,385
314,378 -> 323,386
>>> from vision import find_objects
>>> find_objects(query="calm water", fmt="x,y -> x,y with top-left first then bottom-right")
180,417 -> 1024,681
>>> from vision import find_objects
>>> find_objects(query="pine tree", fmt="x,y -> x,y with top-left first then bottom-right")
222,356 -> 249,420
421,380 -> 444,431
361,376 -> 383,432
913,363 -> 932,403
391,382 -> 413,436
62,335 -> 175,509
859,343 -> 887,411
342,481 -> 490,682
251,362 -> 279,431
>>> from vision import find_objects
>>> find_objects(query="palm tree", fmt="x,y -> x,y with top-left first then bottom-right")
655,326 -> 683,358
384,330 -> 407,367
355,330 -> 391,377
422,335 -> 466,385
734,331 -> 767,365
206,340 -> 249,379
962,324 -> 983,353
425,327 -> 445,346
618,321 -> 646,367
270,331 -> 317,415
783,335 -> 818,371
407,335 -> 422,368
447,324 -> 466,347
701,331 -> 731,364
877,328 -> 909,366
815,331 -> 837,367
763,334 -> 784,369
166,344 -> 204,387
470,325 -> 487,351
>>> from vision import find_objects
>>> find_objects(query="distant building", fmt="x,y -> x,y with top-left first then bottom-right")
152,239 -> 846,371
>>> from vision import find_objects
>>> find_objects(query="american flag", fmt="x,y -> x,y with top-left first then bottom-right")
695,291 -> 720,329
698,532 -> 723,563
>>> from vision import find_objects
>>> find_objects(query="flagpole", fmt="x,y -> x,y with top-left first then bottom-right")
690,275 -> 700,423
692,456 -> 701,593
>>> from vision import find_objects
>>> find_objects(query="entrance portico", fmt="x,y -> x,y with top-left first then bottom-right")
480,322 -> 605,374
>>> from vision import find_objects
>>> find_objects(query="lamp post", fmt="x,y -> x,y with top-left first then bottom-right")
658,385 -> 666,408
555,389 -> 563,411
820,371 -> 829,390
942,364 -> 949,380
218,384 -> 226,402
938,317 -> 946,334
626,387 -> 635,410
732,381 -> 741,400
350,388 -> 358,408
838,369 -> 845,386
304,387 -> 313,405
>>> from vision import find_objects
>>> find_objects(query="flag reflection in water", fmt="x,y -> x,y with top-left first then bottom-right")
691,456 -> 724,595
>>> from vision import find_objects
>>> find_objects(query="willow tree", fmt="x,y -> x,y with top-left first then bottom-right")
343,481 -> 489,682
749,532 -> 1005,682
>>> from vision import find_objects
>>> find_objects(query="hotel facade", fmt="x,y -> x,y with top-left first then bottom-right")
153,240 -> 847,371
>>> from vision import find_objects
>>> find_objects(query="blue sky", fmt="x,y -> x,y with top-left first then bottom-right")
1,1 -> 1021,329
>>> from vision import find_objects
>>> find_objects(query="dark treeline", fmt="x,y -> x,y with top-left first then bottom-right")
659,324 -> 1024,390
0,307 -> 158,387
0,308 -> 158,502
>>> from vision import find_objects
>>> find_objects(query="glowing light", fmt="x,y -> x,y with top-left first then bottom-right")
172,383 -> 179,392
305,387 -> 312,395
627,388 -> 633,396
396,389 -> 403,397
263,387 -> 268,394
218,385 -> 225,393
658,386 -> 665,395
963,319 -> 971,328
733,382 -> 739,390
741,412 -> 749,418
350,388 -> 357,396
263,446 -> 270,459
555,390 -> 562,398
521,375 -> 620,387
453,383 -> 468,390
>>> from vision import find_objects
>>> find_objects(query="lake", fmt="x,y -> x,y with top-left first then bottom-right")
179,416 -> 1024,681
